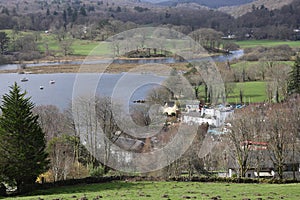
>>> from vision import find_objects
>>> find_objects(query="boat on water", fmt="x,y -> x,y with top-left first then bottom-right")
39,86 -> 44,90
49,80 -> 55,84
20,77 -> 28,82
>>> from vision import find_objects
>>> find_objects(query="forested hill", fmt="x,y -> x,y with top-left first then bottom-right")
0,0 -> 299,40
219,0 -> 295,17
155,0 -> 255,8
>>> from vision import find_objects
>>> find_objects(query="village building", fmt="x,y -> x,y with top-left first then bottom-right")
182,104 -> 234,127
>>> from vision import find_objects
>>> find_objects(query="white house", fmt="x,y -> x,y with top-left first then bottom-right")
183,100 -> 201,113
183,112 -> 218,126
163,102 -> 178,116
183,106 -> 234,127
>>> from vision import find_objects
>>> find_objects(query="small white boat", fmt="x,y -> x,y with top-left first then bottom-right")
39,86 -> 44,90
49,80 -> 55,84
21,77 -> 28,82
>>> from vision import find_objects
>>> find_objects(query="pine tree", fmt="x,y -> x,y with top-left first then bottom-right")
288,56 -> 300,95
0,83 -> 49,193
0,32 -> 9,55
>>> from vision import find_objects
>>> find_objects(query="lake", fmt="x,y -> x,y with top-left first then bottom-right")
0,73 -> 165,109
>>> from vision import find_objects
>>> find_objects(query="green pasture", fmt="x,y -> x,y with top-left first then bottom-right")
5,181 -> 300,200
38,33 -> 110,56
227,81 -> 267,103
2,30 -> 111,57
235,40 -> 300,49
197,81 -> 267,103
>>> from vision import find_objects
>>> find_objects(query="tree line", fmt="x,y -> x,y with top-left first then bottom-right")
0,0 -> 299,41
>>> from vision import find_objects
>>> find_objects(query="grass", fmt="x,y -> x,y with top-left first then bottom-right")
5,181 -> 300,200
197,81 -> 267,103
235,40 -> 300,49
38,33 -> 108,57
227,81 -> 267,103
1,30 -> 109,57
71,40 -> 109,56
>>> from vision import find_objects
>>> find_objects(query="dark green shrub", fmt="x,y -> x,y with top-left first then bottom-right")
89,166 -> 105,178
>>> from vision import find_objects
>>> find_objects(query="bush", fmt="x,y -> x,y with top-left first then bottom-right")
89,166 -> 105,178
241,45 -> 295,61
17,51 -> 42,61
241,53 -> 259,61
223,42 -> 240,51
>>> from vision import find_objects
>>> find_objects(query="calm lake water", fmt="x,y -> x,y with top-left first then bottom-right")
0,73 -> 165,109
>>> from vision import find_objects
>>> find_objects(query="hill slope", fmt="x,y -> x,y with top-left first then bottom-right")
155,0 -> 255,8
219,0 -> 294,17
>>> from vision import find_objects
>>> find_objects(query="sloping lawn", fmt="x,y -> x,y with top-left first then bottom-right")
5,181 -> 300,200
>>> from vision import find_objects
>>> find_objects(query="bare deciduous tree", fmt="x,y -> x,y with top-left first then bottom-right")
227,107 -> 259,177
266,101 -> 298,179
146,86 -> 173,106
59,38 -> 74,56
265,62 -> 290,102
47,135 -> 76,181
95,97 -> 121,173
34,105 -> 69,140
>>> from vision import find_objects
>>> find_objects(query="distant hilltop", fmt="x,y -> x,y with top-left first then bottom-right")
142,0 -> 256,8
219,0 -> 295,18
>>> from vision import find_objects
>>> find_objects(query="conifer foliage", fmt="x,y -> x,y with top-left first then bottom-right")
0,83 -> 49,193
288,56 -> 300,95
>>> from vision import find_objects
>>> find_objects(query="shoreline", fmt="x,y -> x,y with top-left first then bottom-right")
0,62 -> 190,75
3,50 -> 227,65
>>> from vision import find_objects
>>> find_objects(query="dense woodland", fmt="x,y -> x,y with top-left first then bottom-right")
0,0 -> 299,40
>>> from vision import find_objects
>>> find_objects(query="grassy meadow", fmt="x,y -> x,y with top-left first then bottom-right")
2,30 -> 108,57
235,40 -> 300,49
197,81 -> 267,103
227,81 -> 267,103
5,181 -> 300,200
38,33 -> 109,56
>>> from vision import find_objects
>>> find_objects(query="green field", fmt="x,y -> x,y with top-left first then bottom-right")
235,40 -> 300,49
5,181 -> 300,200
197,81 -> 267,103
38,33 -> 109,56
2,30 -> 110,57
227,81 -> 267,103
